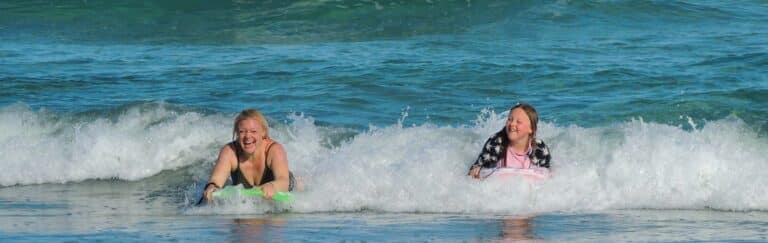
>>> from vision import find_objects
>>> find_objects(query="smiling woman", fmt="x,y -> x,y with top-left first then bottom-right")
201,109 -> 296,204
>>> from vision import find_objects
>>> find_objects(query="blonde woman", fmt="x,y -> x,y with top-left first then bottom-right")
202,109 -> 295,203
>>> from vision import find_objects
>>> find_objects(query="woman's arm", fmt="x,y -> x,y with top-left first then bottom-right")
203,145 -> 236,202
261,143 -> 290,199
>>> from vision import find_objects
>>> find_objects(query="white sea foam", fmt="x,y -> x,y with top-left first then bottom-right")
281,110 -> 768,213
2,104 -> 766,213
0,103 -> 230,186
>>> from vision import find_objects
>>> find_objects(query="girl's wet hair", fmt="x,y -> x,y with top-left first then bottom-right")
510,103 -> 539,147
232,109 -> 269,140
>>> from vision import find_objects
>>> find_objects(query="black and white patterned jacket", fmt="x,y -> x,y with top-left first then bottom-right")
469,129 -> 551,171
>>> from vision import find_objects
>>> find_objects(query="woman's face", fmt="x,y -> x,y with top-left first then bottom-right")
237,119 -> 266,154
506,108 -> 533,144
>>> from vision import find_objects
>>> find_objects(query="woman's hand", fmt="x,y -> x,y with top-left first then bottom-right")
203,183 -> 220,203
260,183 -> 275,200
470,166 -> 481,179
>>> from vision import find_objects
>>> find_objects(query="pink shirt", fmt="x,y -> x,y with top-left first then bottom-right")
501,146 -> 531,169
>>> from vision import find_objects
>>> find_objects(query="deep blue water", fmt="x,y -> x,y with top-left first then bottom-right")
2,0 -> 766,130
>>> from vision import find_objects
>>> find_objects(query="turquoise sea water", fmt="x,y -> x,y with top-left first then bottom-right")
1,0 -> 768,241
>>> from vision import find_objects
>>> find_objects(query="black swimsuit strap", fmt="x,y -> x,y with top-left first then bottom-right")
263,142 -> 275,169
230,142 -> 241,169
258,142 -> 277,186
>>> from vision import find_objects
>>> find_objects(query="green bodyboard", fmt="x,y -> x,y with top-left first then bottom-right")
212,186 -> 294,202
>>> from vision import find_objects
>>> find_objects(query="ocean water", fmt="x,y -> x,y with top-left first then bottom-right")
2,0 -> 768,241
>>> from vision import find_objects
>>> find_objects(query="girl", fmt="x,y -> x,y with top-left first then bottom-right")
469,103 -> 551,178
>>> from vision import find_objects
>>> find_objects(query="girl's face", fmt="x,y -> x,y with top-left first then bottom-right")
506,108 -> 533,144
236,119 -> 266,154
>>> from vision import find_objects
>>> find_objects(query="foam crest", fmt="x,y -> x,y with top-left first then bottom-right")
231,113 -> 768,214
0,103 -> 230,186
3,104 -> 765,213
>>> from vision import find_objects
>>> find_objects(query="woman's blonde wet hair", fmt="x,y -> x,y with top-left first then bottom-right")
510,103 -> 539,147
232,109 -> 269,140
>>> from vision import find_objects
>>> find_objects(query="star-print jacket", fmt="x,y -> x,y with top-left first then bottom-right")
468,129 -> 551,171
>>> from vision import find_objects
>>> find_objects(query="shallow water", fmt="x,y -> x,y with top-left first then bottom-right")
3,180 -> 768,241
